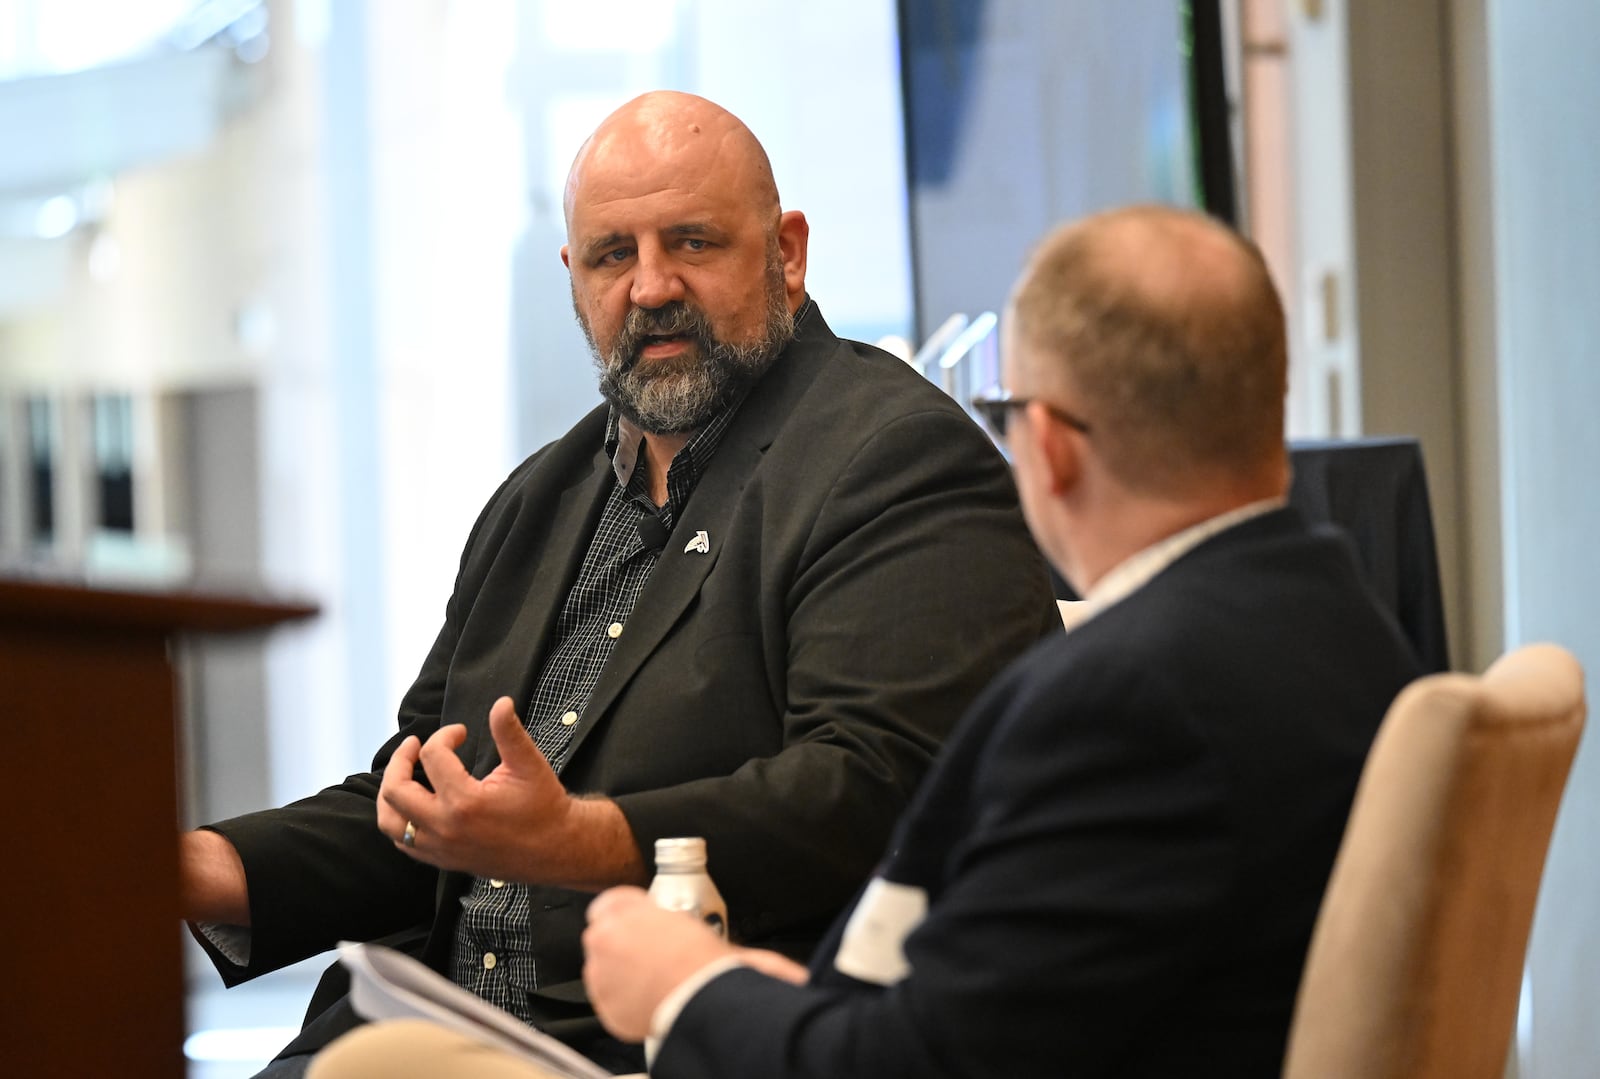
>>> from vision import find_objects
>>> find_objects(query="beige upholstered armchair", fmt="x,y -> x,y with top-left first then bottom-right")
1282,643 -> 1587,1079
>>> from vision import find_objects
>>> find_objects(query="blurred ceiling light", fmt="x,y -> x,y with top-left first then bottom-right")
540,0 -> 680,53
295,0 -> 330,49
34,194 -> 79,239
167,0 -> 263,51
0,0 -> 269,81
88,230 -> 121,282
5,0 -> 194,78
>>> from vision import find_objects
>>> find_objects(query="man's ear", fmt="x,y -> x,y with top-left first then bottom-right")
776,210 -> 809,309
1030,401 -> 1082,497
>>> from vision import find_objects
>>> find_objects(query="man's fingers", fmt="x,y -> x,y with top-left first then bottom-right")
488,695 -> 545,772
587,885 -> 650,924
377,736 -> 424,844
417,724 -> 471,792
378,735 -> 421,807
382,735 -> 421,783
375,697 -> 545,868
380,734 -> 442,829
738,948 -> 810,985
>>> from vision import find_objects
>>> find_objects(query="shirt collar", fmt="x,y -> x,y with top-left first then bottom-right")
603,394 -> 748,526
1064,496 -> 1288,632
606,411 -> 647,488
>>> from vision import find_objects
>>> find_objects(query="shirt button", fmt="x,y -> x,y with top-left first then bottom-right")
560,711 -> 578,726
489,878 -> 505,888
483,952 -> 497,970
607,621 -> 623,639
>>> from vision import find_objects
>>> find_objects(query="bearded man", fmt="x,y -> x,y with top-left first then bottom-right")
177,91 -> 1060,1076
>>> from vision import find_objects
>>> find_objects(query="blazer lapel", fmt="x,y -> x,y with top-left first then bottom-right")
566,430 -> 750,753
558,307 -> 834,764
467,439 -> 615,776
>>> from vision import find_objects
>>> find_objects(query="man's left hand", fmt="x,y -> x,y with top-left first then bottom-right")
378,696 -> 619,885
583,886 -> 738,1042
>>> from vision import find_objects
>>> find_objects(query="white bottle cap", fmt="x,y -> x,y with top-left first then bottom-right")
654,836 -> 708,868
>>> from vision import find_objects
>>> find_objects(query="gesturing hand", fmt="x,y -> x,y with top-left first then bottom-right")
377,695 -> 578,884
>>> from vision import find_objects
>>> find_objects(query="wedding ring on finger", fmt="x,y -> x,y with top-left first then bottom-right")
402,820 -> 417,848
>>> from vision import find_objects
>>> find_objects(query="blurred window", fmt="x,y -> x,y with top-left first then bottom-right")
92,393 -> 134,533
24,395 -> 53,544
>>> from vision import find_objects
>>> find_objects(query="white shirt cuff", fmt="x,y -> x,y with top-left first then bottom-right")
644,955 -> 749,1067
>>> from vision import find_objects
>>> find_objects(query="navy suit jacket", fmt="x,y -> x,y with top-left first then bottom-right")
658,508 -> 1423,1079
197,305 -> 1061,1059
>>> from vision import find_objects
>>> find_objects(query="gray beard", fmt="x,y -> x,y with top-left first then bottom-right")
577,255 -> 795,434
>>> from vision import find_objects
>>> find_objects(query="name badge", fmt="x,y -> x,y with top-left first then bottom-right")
832,877 -> 928,986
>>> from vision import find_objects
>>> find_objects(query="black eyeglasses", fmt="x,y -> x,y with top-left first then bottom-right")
970,389 -> 1092,440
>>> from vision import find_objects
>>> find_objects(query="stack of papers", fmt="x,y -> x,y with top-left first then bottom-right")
338,940 -> 626,1079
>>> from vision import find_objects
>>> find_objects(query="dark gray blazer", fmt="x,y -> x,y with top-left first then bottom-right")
657,508 -> 1423,1079
199,305 -> 1061,1059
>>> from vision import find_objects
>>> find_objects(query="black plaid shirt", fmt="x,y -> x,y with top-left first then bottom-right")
451,401 -> 742,1018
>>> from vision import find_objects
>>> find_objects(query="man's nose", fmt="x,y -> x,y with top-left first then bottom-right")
629,248 -> 686,309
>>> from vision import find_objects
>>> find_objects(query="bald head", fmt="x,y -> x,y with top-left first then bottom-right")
558,92 -> 810,434
1007,205 -> 1288,498
564,92 -> 780,231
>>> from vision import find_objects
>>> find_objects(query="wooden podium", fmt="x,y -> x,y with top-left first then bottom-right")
0,575 -> 317,1079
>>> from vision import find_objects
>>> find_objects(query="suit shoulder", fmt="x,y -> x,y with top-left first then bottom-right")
776,334 -> 996,469
459,404 -> 609,547
496,404 -> 609,491
826,335 -> 975,417
964,626 -> 1215,797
